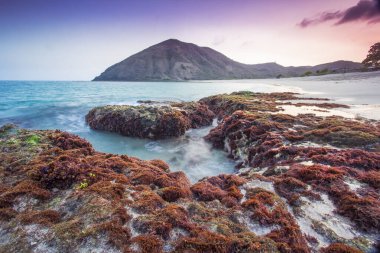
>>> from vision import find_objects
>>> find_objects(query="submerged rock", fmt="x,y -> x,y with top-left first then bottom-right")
85,102 -> 214,139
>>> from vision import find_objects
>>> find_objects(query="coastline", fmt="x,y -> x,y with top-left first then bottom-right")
1,91 -> 379,252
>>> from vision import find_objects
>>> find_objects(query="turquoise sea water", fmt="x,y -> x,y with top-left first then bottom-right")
1,71 -> 379,181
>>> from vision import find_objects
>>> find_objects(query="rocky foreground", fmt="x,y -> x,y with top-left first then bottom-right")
1,92 -> 380,252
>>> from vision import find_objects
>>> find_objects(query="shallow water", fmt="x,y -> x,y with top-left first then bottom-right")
80,120 -> 236,182
0,71 -> 379,181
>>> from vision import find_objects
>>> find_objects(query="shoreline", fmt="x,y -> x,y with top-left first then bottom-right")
1,91 -> 379,252
2,69 -> 379,83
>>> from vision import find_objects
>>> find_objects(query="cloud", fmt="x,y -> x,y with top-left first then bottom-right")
212,36 -> 226,46
299,0 -> 380,28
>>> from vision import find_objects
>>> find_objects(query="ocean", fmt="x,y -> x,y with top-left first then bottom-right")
1,71 -> 379,181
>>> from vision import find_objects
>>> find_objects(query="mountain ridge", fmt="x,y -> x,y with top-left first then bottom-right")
93,39 -> 363,81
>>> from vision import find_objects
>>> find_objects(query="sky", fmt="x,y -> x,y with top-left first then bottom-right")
0,0 -> 379,80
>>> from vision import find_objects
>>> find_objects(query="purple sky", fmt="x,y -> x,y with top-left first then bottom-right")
0,0 -> 379,80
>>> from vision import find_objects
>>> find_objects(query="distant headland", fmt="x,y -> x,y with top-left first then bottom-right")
93,39 -> 363,81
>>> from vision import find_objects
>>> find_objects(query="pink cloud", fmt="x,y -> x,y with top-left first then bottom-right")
299,0 -> 380,28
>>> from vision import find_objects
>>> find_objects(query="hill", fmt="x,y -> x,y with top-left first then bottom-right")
93,39 -> 362,81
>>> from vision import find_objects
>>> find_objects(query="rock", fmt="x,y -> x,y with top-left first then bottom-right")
1,90 -> 379,252
200,92 -> 379,250
159,186 -> 190,202
85,102 -> 215,139
205,109 -> 379,169
320,243 -> 363,253
199,91 -> 348,118
0,127 -> 309,252
190,174 -> 246,207
170,102 -> 215,128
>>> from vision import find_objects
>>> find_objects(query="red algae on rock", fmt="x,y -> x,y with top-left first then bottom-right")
200,92 -> 379,252
320,243 -> 363,253
1,91 -> 379,252
0,125 -> 303,252
85,102 -> 215,139
17,209 -> 61,225
191,174 -> 246,207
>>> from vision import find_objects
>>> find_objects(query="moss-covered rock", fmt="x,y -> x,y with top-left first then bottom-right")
85,102 -> 215,139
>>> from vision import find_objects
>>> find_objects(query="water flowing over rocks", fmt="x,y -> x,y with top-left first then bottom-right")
1,91 -> 380,252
